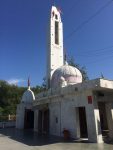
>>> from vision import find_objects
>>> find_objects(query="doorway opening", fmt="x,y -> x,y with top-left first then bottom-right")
78,107 -> 88,138
24,109 -> 34,129
38,109 -> 49,134
98,102 -> 108,137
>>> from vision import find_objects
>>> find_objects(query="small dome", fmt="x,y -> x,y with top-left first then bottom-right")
21,87 -> 35,103
51,64 -> 82,88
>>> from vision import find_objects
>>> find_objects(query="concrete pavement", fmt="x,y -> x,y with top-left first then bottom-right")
0,128 -> 113,150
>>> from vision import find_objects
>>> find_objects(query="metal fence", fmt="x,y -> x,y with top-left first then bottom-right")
0,115 -> 16,122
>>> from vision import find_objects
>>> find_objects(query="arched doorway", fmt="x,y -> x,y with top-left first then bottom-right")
24,109 -> 34,129
78,107 -> 88,138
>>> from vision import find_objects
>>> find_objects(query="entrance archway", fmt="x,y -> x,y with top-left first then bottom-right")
78,107 -> 88,138
98,102 -> 108,137
24,109 -> 34,129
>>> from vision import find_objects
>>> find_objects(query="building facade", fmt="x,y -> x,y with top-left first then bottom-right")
16,6 -> 113,143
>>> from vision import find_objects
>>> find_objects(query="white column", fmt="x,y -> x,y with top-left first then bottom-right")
86,101 -> 103,143
34,109 -> 39,132
105,103 -> 113,139
16,104 -> 25,129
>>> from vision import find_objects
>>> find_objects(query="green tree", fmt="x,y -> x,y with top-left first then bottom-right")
0,107 -> 4,115
0,80 -> 43,115
31,85 -> 44,95
0,80 -> 27,115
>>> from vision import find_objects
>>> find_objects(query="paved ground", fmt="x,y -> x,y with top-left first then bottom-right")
0,128 -> 113,150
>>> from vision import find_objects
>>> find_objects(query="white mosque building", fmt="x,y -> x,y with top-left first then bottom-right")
16,6 -> 113,143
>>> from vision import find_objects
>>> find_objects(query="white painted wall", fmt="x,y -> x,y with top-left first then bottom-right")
16,103 -> 33,129
46,89 -> 103,143
48,91 -> 89,138
49,101 -> 61,136
61,99 -> 77,138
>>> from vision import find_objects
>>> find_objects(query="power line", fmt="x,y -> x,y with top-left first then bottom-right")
75,52 -> 113,65
78,45 -> 113,53
76,47 -> 113,57
77,51 -> 113,58
65,0 -> 113,40
84,54 -> 113,64
65,44 -> 113,59
65,0 -> 80,15
67,46 -> 113,64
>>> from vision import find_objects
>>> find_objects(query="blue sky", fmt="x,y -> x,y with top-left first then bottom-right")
0,0 -> 113,87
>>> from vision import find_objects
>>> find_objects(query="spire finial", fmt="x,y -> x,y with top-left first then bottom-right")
101,72 -> 104,79
51,0 -> 55,6
53,0 -> 55,6
28,76 -> 30,89
64,48 -> 68,65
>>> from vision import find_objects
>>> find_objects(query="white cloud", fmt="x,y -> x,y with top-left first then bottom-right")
7,78 -> 26,85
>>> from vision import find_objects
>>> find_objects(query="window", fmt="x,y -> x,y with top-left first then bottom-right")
55,117 -> 58,123
55,14 -> 58,20
55,21 -> 59,45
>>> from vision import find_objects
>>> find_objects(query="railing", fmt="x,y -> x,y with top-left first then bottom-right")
0,115 -> 16,122
0,115 -> 16,128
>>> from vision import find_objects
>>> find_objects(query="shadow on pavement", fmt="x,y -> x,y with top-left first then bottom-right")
0,128 -> 113,146
0,128 -> 65,146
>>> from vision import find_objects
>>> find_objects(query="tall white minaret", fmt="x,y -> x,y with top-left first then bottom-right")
47,6 -> 64,88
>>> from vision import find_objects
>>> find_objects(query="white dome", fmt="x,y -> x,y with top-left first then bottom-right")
51,64 -> 82,88
21,87 -> 35,103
